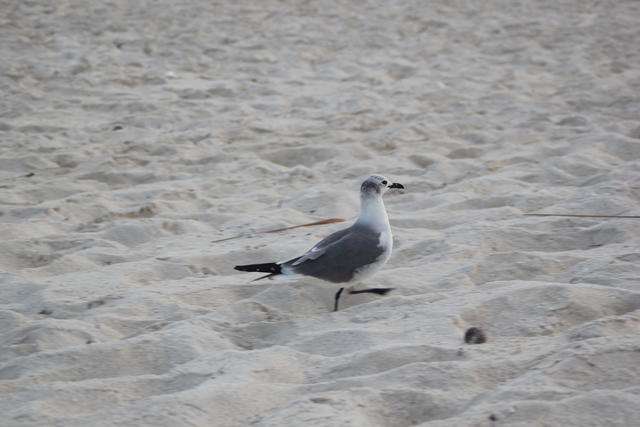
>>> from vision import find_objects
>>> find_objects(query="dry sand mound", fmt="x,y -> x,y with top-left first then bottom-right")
1,0 -> 640,426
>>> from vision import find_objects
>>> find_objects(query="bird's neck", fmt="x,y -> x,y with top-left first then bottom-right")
355,195 -> 389,230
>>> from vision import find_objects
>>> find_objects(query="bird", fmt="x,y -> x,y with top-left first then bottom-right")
234,175 -> 404,311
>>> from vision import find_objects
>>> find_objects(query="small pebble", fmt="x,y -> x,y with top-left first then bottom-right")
465,327 -> 487,344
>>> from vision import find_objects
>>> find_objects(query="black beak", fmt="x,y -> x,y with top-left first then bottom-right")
388,183 -> 404,189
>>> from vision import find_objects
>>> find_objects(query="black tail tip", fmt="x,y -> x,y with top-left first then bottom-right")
234,263 -> 281,274
234,265 -> 257,272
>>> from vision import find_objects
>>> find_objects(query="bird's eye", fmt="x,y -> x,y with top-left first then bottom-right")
381,180 -> 388,185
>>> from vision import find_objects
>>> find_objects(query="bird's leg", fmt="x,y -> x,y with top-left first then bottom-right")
349,288 -> 394,296
335,288 -> 393,311
333,287 -> 345,311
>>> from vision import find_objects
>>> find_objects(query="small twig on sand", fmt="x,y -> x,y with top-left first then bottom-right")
211,218 -> 346,243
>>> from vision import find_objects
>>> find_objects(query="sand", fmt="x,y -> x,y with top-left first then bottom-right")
1,0 -> 640,425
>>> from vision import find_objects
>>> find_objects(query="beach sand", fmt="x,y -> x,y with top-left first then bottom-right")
1,0 -> 640,425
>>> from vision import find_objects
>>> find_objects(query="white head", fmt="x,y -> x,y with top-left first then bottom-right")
360,175 -> 404,198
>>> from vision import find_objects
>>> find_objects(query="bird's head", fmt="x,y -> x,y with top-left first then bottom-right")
360,175 -> 404,196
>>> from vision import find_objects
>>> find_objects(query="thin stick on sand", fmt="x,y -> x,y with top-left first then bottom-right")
211,218 -> 346,243
214,213 -> 640,244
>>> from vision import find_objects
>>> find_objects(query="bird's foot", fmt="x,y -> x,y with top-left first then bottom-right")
349,288 -> 394,296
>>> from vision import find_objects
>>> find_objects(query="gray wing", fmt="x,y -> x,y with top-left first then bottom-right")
283,224 -> 385,283
289,227 -> 353,266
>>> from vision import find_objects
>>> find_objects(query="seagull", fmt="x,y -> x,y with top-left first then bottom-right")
234,175 -> 404,311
